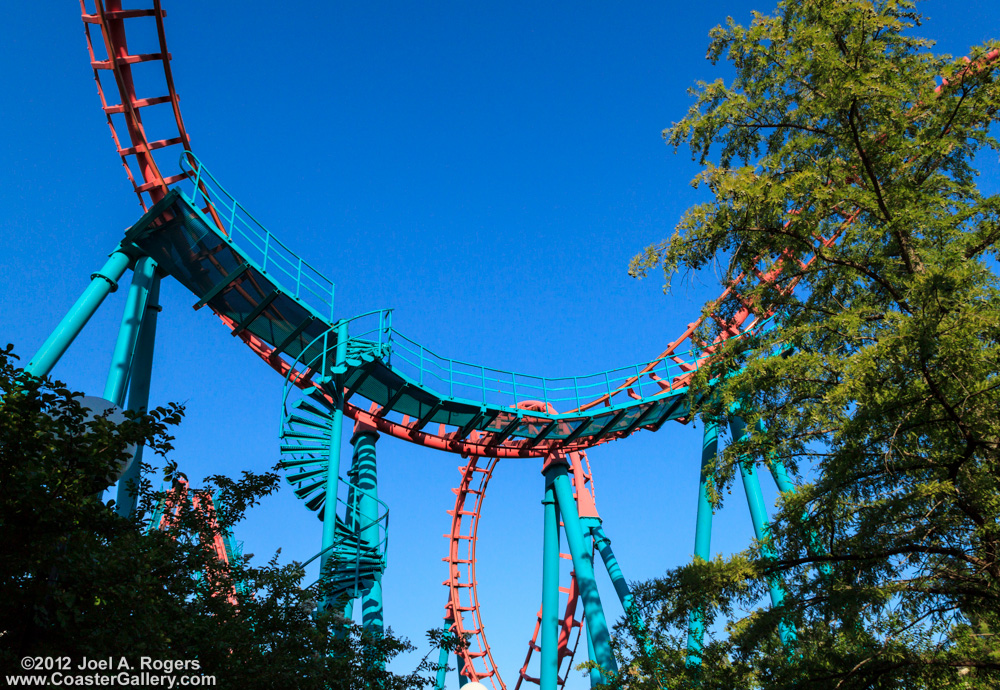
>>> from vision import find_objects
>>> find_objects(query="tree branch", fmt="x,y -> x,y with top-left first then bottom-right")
848,98 -> 893,225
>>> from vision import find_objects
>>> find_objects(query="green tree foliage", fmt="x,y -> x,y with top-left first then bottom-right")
622,1 -> 1000,687
0,345 -> 436,688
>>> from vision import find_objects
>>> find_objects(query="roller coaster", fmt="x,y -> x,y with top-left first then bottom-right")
20,3 -> 996,689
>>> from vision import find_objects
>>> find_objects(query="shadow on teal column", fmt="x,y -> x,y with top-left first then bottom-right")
115,274 -> 161,517
320,320 -> 350,611
540,478 -> 561,690
546,462 -> 618,677
104,256 -> 157,406
584,620 -> 602,688
729,415 -> 795,646
352,427 -> 385,639
686,419 -> 719,666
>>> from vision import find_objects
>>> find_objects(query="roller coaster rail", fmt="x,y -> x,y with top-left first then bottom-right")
17,3 -> 995,689
182,148 -> 776,424
180,152 -> 338,322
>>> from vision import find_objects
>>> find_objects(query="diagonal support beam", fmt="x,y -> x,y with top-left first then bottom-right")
412,400 -> 443,432
272,317 -> 315,358
344,362 -> 376,403
193,263 -> 248,310
562,418 -> 593,445
377,385 -> 409,417
525,419 -> 559,449
455,408 -> 486,440
27,250 -> 133,378
650,395 -> 686,432
488,414 -> 522,447
231,291 -> 279,337
592,408 -> 630,443
618,403 -> 660,439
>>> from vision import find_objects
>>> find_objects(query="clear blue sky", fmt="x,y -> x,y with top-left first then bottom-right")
1,2 -> 996,686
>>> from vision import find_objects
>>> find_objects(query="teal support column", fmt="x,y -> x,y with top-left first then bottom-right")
115,275 -> 161,517
434,617 -> 454,690
27,250 -> 132,378
591,524 -> 634,614
104,256 -> 157,406
585,621 -> 603,688
729,416 -> 795,645
753,419 -> 796,495
343,477 -> 360,609
768,458 -> 796,495
686,419 -> 719,666
755,420 -> 831,576
591,524 -> 663,687
352,427 -> 385,637
320,321 -> 350,609
546,462 -> 618,676
540,479 -> 561,690
582,530 -> 604,688
591,523 -> 652,658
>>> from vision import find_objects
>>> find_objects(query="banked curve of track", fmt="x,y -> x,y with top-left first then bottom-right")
82,0 -> 1000,460
81,4 -> 1000,688
79,0 -> 790,462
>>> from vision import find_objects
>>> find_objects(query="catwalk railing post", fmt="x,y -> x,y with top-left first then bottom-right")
104,255 -> 158,406
686,419 -> 719,666
540,476 -> 561,690
545,457 -> 618,677
115,274 -> 161,517
729,415 -> 795,645
320,320 -> 350,609
352,424 -> 384,638
27,250 -> 132,378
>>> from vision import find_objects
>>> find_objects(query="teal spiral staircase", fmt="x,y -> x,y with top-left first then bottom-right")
280,390 -> 389,604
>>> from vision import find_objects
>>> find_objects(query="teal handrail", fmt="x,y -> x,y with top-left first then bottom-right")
383,314 -> 774,411
179,152 -> 337,321
295,476 -> 390,596
173,154 -> 776,419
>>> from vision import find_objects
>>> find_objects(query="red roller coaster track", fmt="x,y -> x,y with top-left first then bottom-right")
78,1 -> 999,685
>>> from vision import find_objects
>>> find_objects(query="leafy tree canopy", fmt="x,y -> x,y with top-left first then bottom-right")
623,0 -> 1000,687
0,345 -> 438,688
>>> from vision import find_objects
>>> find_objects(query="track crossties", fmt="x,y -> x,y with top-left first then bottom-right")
118,171 -> 762,458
